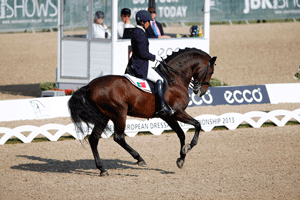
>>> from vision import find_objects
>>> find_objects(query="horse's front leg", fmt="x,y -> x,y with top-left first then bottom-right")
176,111 -> 202,154
163,117 -> 187,169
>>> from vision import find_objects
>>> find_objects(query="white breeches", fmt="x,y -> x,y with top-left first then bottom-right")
147,67 -> 163,83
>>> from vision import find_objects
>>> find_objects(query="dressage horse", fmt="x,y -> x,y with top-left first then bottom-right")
68,48 -> 217,176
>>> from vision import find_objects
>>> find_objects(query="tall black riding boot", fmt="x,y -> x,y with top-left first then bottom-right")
155,80 -> 174,117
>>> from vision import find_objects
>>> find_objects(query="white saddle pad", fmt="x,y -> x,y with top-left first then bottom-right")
124,74 -> 152,94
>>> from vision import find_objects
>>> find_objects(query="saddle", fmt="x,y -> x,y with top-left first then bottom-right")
124,62 -> 168,95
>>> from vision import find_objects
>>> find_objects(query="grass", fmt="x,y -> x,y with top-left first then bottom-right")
209,78 -> 228,87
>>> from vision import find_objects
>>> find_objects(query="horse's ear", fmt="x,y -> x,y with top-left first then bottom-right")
210,56 -> 217,66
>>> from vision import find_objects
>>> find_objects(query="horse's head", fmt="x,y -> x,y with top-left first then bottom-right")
162,48 -> 216,97
192,56 -> 217,97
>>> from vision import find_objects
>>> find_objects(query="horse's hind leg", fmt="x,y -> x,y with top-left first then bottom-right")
112,117 -> 147,167
88,121 -> 109,177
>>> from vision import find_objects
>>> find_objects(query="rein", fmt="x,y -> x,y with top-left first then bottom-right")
158,59 -> 190,84
158,59 -> 210,92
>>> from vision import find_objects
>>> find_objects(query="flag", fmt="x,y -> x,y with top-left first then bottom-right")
137,82 -> 146,88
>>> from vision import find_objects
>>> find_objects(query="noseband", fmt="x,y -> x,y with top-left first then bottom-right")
191,65 -> 210,94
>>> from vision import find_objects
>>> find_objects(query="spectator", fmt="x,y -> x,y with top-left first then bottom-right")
146,7 -> 171,39
117,8 -> 135,39
92,11 -> 111,39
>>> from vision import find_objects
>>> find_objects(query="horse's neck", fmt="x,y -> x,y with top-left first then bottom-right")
172,59 -> 194,80
168,61 -> 193,87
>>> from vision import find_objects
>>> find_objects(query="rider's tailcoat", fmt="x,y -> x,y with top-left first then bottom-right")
131,26 -> 156,79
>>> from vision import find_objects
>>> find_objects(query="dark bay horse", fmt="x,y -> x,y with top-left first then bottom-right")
68,48 -> 217,176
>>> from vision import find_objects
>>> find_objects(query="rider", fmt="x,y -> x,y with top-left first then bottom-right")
131,10 -> 174,117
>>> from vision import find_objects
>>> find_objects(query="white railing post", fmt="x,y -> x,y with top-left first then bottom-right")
203,0 -> 210,54
111,0 -> 118,75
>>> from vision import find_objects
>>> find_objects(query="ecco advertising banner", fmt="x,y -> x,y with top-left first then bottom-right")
0,83 -> 299,122
188,85 -> 271,107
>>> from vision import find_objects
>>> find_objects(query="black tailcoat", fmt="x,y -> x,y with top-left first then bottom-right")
131,27 -> 156,79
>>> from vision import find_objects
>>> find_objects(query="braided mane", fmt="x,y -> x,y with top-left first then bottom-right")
164,47 -> 209,64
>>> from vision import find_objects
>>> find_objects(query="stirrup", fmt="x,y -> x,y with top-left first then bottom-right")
156,106 -> 175,117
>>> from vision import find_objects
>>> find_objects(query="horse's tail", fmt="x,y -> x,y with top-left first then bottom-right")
68,85 -> 106,138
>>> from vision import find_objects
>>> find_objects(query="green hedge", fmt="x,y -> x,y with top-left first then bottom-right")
39,82 -> 56,91
209,78 -> 228,87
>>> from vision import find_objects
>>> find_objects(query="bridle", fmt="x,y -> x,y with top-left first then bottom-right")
191,64 -> 210,94
158,59 -> 210,94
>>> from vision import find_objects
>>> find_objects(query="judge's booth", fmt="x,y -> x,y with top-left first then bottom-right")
56,0 -> 211,89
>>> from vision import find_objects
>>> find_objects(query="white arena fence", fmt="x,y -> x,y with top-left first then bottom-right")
0,83 -> 299,144
0,109 -> 299,145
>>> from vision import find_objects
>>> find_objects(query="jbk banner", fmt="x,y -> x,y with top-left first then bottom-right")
211,0 -> 300,21
188,85 -> 271,107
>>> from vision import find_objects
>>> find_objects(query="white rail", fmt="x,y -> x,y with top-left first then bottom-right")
1,109 -> 299,145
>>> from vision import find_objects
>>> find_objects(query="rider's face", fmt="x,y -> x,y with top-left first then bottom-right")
144,21 -> 150,29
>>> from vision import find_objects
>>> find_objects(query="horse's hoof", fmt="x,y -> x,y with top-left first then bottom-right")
137,160 -> 147,167
100,171 -> 109,177
182,144 -> 191,154
176,158 -> 184,169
